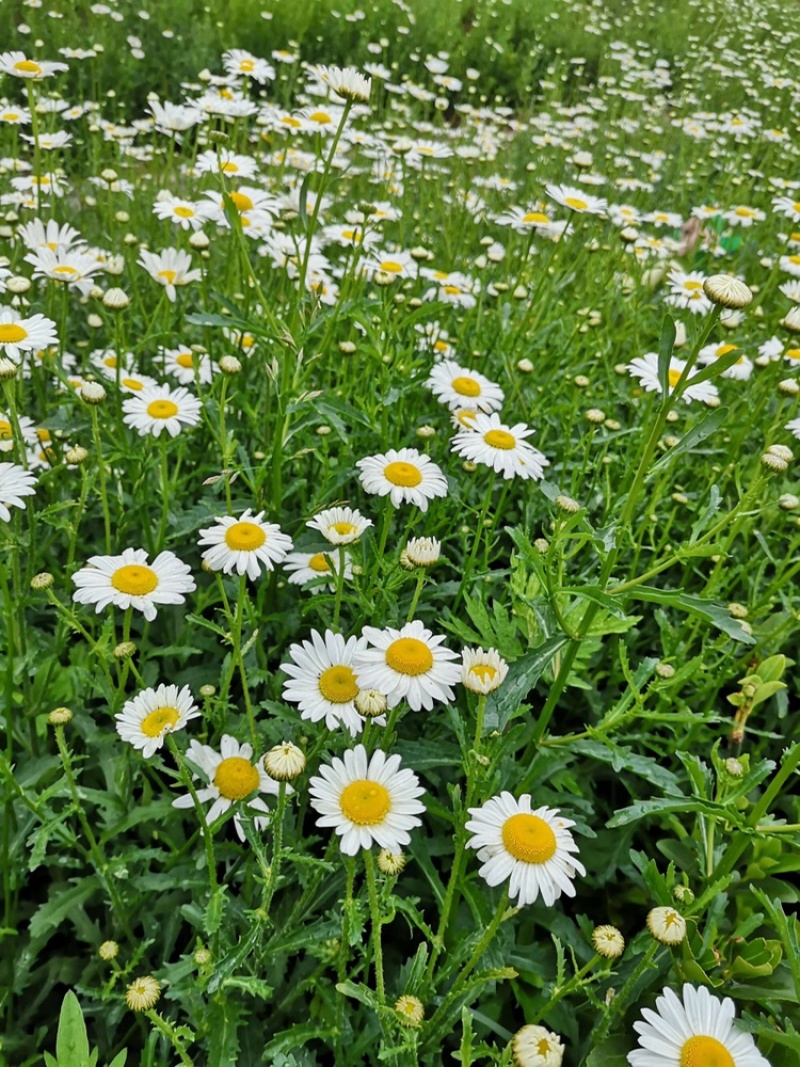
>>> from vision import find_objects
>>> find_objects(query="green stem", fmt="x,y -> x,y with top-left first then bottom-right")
591,941 -> 660,1046
532,953 -> 602,1023
364,849 -> 386,1004
167,735 -> 217,897
89,406 -> 112,554
144,1009 -> 194,1066
262,782 -> 287,915
405,569 -> 426,624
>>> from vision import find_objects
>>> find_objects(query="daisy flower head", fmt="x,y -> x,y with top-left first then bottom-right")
425,360 -> 504,413
222,48 -> 275,84
162,345 -> 215,386
666,269 -> 713,315
72,548 -> 195,621
283,549 -> 351,593
306,504 -> 373,545
697,342 -> 753,381
354,620 -> 461,711
198,509 -> 293,581
461,647 -> 509,694
0,51 -> 68,80
281,629 -> 371,735
115,683 -> 200,758
24,248 -> 103,297
512,1024 -> 565,1067
0,462 -> 36,522
772,195 -> 800,223
545,183 -> 607,216
152,194 -> 213,232
308,745 -> 425,855
356,447 -> 447,512
138,247 -> 201,301
194,148 -> 258,180
466,793 -> 586,907
451,413 -> 549,481
313,64 -> 372,103
626,352 -> 719,404
0,308 -> 58,364
172,735 -> 284,843
122,383 -> 202,438
627,983 -> 771,1067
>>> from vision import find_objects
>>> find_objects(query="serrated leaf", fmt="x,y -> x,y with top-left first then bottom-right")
336,980 -> 380,1010
29,878 -> 101,940
221,976 -> 274,1000
609,796 -> 738,828
629,586 -> 755,643
484,635 -> 569,730
571,739 -> 683,795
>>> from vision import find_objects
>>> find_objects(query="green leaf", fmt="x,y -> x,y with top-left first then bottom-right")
585,1036 -> 632,1065
485,635 -> 569,729
336,980 -> 380,1010
107,1051 -> 128,1067
608,797 -> 739,829
628,586 -> 755,643
680,345 -> 748,389
650,407 -> 728,473
560,584 -> 629,622
571,739 -> 682,795
657,314 -> 677,396
29,878 -> 101,940
221,976 -> 274,1000
56,991 -> 90,1067
729,938 -> 782,979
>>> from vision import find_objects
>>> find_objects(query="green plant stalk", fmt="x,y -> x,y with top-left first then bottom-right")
261,781 -> 287,916
364,848 -> 386,1005
89,405 -> 113,554
532,953 -> 603,1023
591,941 -> 661,1046
336,856 -> 356,1054
144,1008 -> 194,1066
1,380 -> 28,469
405,568 -> 426,624
167,734 -> 217,897
454,474 -> 496,613
332,546 -> 347,631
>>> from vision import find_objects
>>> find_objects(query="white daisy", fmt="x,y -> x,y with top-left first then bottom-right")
545,183 -> 607,215
306,505 -> 373,545
697,342 -> 753,381
312,64 -> 372,103
198,509 -> 293,581
512,1025 -> 565,1067
194,149 -> 258,180
0,308 -> 59,364
308,745 -> 425,855
115,683 -> 200,758
71,548 -> 196,621
0,411 -> 37,453
222,48 -> 275,84
451,413 -> 549,480
138,248 -> 201,301
425,360 -> 504,413
162,346 -> 215,385
779,254 -> 800,279
283,550 -> 351,593
0,462 -> 36,522
627,983 -> 771,1067
172,735 -> 284,843
785,416 -> 800,441
24,247 -> 103,297
0,52 -> 68,80
122,383 -> 202,438
666,269 -> 713,315
152,194 -> 213,232
355,447 -> 448,511
465,793 -> 586,907
626,352 -> 719,404
461,647 -> 509,694
281,629 -> 371,736
354,620 -> 460,711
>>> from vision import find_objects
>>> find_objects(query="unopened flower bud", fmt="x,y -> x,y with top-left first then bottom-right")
263,741 -> 306,781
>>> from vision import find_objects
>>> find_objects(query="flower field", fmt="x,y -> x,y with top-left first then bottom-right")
1,0 -> 800,1064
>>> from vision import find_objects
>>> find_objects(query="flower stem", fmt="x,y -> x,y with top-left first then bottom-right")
364,848 -> 386,1004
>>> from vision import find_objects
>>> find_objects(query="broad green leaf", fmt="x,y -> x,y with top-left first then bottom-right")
29,878 -> 101,940
657,314 -> 676,396
650,407 -> 728,473
609,797 -> 739,829
485,634 -> 569,729
56,991 -> 90,1066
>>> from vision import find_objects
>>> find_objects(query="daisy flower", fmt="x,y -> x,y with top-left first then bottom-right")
147,100 -> 203,136
0,412 -> 37,453
772,195 -> 800,223
306,505 -> 373,545
626,352 -> 719,404
312,64 -> 372,103
17,218 -> 86,254
162,346 -> 215,385
545,183 -> 607,215
697,342 -> 753,381
122,383 -> 202,438
451,413 -> 549,480
283,550 -> 351,593
0,52 -> 68,79
512,1025 -> 565,1067
194,148 -> 258,180
0,308 -> 58,364
362,251 -> 419,280
172,735 -> 284,843
627,983 -> 771,1067
138,248 -> 201,301
425,360 -> 504,413
461,647 -> 509,694
223,48 -> 275,84
152,194 -> 213,232
354,619 -> 461,711
72,547 -> 195,621
785,416 -> 800,441
115,683 -> 200,758
198,509 -> 293,581
779,254 -> 800,279
466,793 -> 586,907
308,745 -> 425,855
0,462 -> 36,522
356,447 -> 448,511
281,629 -> 371,735
24,248 -> 103,297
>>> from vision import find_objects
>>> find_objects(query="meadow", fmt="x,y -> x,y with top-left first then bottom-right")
1,0 -> 800,1064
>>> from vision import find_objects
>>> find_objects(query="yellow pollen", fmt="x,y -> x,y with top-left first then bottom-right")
2,113 -> 20,121
0,420 -> 11,438
716,344 -> 737,357
433,340 -> 449,352
331,521 -> 357,536
384,461 -> 422,487
157,269 -> 177,284
484,429 -> 516,450
122,378 -> 144,390
176,352 -> 194,368
173,205 -> 194,218
679,1036 -> 734,1067
239,59 -> 255,72
36,428 -> 51,443
221,161 -> 239,173
385,637 -> 433,676
734,207 -> 755,217
522,211 -> 549,224
340,779 -> 391,825
308,552 -> 332,573
501,813 -> 557,863
241,334 -> 254,348
147,399 -> 179,419
229,191 -> 254,212
0,324 -> 27,344
318,665 -> 359,703
668,368 -> 683,387
793,203 -> 800,214
103,355 -> 117,367
443,285 -> 461,295
470,663 -> 497,682
219,88 -> 234,100
790,255 -> 800,264
111,564 -> 158,596
786,349 -> 800,360
537,1039 -> 553,1056
565,196 -> 588,210
141,705 -> 180,738
452,375 -> 481,397
309,110 -> 332,124
53,265 -> 76,275
683,280 -> 703,290
213,756 -> 259,800
15,60 -> 42,74
224,521 -> 266,551
380,260 -> 403,273
281,116 -> 302,128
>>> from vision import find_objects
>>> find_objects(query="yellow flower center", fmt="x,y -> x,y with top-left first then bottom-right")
483,429 -> 516,450
111,564 -> 158,596
157,269 -> 177,284
668,368 -> 683,387
0,323 -> 27,344
470,663 -> 497,682
522,211 -> 550,224
339,779 -> 391,825
385,637 -> 433,676
2,112 -> 20,121
331,521 -> 358,536
176,352 -> 195,368
443,284 -> 461,295
683,280 -> 703,290
36,428 -> 51,443
213,756 -> 260,800
538,1038 -> 554,1055
239,59 -> 255,72
229,191 -> 254,212
790,255 -> 800,265
793,203 -> 800,214
174,205 -> 194,218
140,705 -> 180,738
716,344 -> 737,357
679,1036 -> 734,1067
379,260 -> 403,273
103,355 -> 117,367
384,460 -> 422,487
451,375 -> 481,397
734,207 -> 755,217
281,116 -> 302,128
318,665 -> 359,703
224,521 -> 266,551
147,399 -> 179,419
0,420 -> 11,438
502,813 -> 557,863
15,59 -> 42,74
122,378 -> 144,390
786,349 -> 800,361
309,110 -> 332,124
308,552 -> 331,573
221,160 -> 239,174
565,196 -> 588,210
